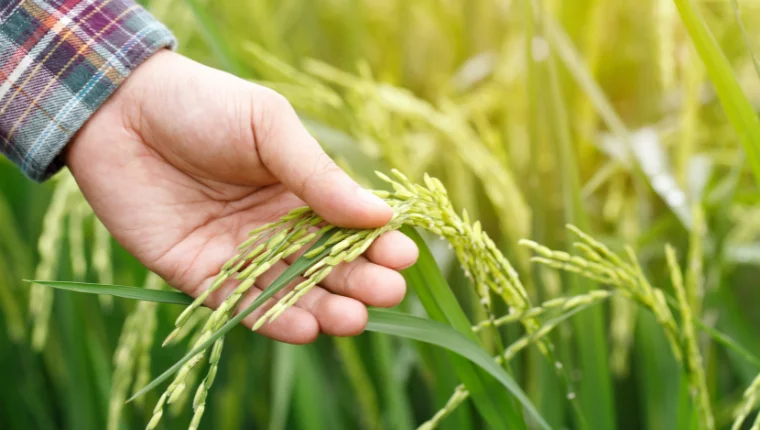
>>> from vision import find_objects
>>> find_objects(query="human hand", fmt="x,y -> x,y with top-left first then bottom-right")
66,50 -> 418,344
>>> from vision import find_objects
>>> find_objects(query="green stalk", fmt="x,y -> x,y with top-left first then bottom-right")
332,337 -> 381,429
269,342 -> 297,430
522,1 -> 568,426
540,4 -> 615,429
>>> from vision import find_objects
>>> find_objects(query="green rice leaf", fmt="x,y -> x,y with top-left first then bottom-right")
673,0 -> 760,188
34,277 -> 760,374
366,309 -> 551,430
24,280 -> 193,305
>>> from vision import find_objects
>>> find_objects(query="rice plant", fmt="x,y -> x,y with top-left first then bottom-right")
4,0 -> 760,429
30,172 -> 760,430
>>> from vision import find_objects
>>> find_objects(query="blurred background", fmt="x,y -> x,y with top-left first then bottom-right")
2,0 -> 760,429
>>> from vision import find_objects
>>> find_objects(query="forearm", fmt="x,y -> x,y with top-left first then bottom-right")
0,0 -> 174,181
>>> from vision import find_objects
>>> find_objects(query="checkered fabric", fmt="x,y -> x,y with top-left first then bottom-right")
0,0 -> 175,181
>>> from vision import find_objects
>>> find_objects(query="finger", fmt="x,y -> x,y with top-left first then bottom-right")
281,229 -> 412,307
323,257 -> 407,308
236,286 -> 320,344
284,250 -> 406,308
364,230 -> 419,270
250,85 -> 392,228
190,277 -> 319,344
295,287 -> 368,337
257,260 -> 369,336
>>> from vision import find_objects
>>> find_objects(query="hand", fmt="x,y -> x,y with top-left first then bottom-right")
66,50 -> 418,344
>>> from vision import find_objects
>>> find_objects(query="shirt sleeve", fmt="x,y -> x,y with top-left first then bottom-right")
0,0 -> 176,181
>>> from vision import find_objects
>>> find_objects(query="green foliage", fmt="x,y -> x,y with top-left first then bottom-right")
4,0 -> 760,429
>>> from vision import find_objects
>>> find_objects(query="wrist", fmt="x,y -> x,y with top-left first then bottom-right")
66,49 -> 176,169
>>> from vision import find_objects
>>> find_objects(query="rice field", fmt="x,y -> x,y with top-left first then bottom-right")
1,0 -> 760,429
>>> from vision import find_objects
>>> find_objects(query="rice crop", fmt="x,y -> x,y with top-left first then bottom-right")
3,0 -> 760,429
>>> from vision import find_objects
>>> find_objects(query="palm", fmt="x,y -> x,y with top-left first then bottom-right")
105,155 -> 304,296
66,51 -> 417,344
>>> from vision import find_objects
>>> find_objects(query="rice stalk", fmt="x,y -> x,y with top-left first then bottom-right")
521,226 -> 683,362
609,293 -> 637,377
67,199 -> 87,281
572,0 -> 608,144
149,217 -> 336,428
676,44 -> 705,184
245,46 -> 534,293
304,59 -> 532,252
732,373 -> 760,430
375,171 -> 578,425
133,274 -> 164,406
522,225 -> 727,428
686,205 -> 706,313
471,289 -> 612,332
666,245 -> 714,430
657,0 -> 678,92
420,299 -> 607,430
30,173 -> 80,350
31,170 -> 121,348
145,170 -> 542,429
417,385 -> 469,430
609,198 -> 640,378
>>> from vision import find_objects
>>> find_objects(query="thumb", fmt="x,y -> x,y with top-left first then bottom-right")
252,87 -> 392,228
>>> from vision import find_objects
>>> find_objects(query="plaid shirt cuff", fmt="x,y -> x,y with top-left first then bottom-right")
0,0 -> 176,181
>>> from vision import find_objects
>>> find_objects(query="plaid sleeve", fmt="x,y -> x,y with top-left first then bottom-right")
0,0 -> 176,181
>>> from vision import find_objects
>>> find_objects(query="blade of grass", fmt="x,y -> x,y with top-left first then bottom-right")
672,0 -> 760,189
25,280 -> 193,305
38,277 -> 760,373
365,309 -> 550,430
